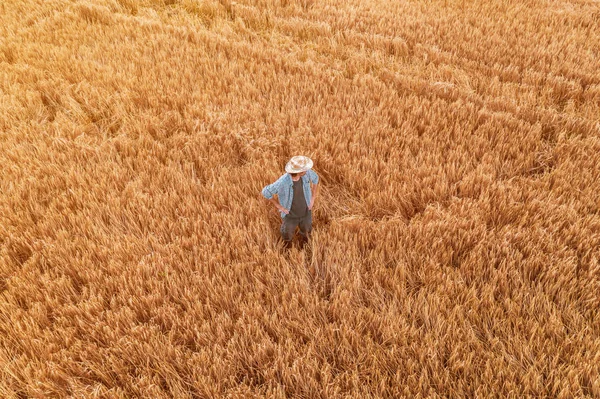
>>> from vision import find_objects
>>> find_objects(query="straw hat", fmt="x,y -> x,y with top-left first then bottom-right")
285,155 -> 313,174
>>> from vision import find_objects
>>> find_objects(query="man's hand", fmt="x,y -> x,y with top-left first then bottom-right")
308,198 -> 315,210
278,205 -> 289,214
266,197 -> 288,214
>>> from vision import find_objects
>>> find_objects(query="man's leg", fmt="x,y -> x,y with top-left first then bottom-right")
280,217 -> 300,249
298,211 -> 312,249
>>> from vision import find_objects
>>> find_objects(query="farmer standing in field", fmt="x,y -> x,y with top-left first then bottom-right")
262,156 -> 320,250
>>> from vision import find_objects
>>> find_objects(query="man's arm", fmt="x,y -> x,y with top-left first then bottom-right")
262,179 -> 289,214
308,170 -> 320,210
309,183 -> 319,210
267,196 -> 289,214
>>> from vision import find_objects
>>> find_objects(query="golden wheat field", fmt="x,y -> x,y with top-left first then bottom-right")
1,0 -> 600,397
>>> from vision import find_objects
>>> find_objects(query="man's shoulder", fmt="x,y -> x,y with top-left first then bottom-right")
307,169 -> 319,182
275,173 -> 291,185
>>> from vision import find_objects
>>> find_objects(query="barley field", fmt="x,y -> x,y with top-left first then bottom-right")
1,0 -> 599,397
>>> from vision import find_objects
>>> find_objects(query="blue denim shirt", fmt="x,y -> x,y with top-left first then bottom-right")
262,170 -> 319,219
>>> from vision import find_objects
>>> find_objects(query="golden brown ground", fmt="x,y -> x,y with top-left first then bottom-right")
1,0 -> 599,397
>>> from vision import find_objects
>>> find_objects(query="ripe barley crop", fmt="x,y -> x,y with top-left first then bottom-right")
1,0 -> 599,397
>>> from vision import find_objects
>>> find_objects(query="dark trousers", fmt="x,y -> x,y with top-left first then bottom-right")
280,211 -> 312,242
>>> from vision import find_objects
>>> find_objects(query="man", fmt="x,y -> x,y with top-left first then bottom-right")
261,155 -> 320,250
